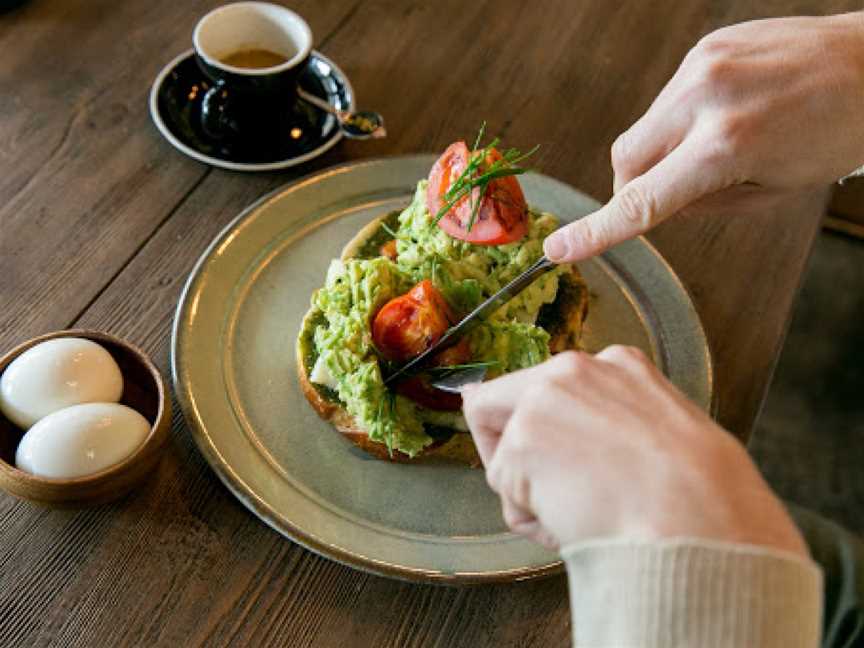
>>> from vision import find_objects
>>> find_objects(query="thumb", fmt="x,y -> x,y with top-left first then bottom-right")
544,139 -> 730,262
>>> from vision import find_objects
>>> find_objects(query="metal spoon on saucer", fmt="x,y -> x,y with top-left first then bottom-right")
296,87 -> 386,140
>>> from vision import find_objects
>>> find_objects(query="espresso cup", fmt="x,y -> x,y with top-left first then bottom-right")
193,2 -> 314,155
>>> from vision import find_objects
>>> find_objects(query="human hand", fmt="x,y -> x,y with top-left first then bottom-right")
544,12 -> 864,262
462,347 -> 808,556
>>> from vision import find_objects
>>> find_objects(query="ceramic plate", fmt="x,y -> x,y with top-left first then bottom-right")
171,156 -> 713,584
150,49 -> 353,171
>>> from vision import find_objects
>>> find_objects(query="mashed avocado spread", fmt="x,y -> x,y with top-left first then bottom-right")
309,180 -> 569,456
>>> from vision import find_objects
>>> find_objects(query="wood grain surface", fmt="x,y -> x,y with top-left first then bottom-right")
0,0 -> 855,645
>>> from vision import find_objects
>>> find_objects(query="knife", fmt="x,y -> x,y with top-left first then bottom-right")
383,255 -> 556,386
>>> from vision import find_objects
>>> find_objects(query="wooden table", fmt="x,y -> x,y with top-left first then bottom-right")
0,1 -> 854,645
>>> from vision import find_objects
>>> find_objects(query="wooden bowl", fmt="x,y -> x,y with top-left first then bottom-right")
0,329 -> 171,506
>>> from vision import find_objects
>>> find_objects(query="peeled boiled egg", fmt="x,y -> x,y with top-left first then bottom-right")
15,402 -> 150,479
0,337 -> 123,429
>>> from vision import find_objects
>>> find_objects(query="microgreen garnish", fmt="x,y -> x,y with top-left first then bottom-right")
433,124 -> 539,232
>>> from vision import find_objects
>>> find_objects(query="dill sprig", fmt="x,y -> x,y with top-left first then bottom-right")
432,123 -> 539,232
380,221 -> 398,239
386,389 -> 396,456
376,384 -> 398,457
429,256 -> 441,287
471,121 -> 487,152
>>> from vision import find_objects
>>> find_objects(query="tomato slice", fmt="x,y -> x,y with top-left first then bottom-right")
372,280 -> 454,362
427,141 -> 528,245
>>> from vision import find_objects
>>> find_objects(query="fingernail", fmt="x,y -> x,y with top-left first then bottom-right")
544,234 -> 567,261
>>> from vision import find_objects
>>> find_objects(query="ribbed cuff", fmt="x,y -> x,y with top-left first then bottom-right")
561,537 -> 823,648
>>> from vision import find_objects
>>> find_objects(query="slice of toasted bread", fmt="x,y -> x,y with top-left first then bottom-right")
296,211 -> 589,464
297,306 -> 482,464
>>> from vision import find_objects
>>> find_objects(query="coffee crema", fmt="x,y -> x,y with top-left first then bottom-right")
220,48 -> 289,69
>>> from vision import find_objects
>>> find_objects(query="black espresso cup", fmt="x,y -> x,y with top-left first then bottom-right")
193,2 -> 316,158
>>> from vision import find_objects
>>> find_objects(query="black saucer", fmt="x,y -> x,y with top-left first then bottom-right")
149,49 -> 354,171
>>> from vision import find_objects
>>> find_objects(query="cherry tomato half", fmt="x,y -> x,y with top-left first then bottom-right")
427,141 -> 528,245
372,280 -> 454,362
431,337 -> 472,368
395,375 -> 463,411
393,339 -> 473,411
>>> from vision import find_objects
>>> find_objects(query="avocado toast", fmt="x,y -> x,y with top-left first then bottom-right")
297,138 -> 589,464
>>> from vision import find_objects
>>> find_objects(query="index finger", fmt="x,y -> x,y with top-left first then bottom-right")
462,352 -> 586,465
462,365 -> 539,466
544,136 -> 732,262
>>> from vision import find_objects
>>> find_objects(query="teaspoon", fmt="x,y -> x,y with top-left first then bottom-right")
296,87 -> 386,140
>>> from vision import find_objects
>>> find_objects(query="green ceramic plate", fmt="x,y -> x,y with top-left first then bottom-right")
171,155 -> 713,584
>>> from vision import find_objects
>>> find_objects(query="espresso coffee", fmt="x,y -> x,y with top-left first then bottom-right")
220,48 -> 289,69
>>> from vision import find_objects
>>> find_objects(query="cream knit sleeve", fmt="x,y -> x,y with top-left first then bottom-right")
561,538 -> 823,648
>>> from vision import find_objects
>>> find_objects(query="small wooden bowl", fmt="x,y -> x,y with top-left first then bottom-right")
0,329 -> 171,507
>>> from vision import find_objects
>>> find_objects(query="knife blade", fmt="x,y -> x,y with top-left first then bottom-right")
383,255 -> 556,386
429,364 -> 489,393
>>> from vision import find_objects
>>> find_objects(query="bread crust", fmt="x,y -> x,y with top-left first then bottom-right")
297,212 -> 588,465
340,216 -> 387,261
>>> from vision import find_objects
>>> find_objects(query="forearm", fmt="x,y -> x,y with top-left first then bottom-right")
562,537 -> 823,648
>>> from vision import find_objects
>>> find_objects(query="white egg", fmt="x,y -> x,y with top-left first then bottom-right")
0,337 -> 123,429
15,402 -> 150,479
